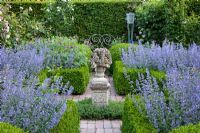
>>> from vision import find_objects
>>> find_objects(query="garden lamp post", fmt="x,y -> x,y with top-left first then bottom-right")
126,12 -> 135,44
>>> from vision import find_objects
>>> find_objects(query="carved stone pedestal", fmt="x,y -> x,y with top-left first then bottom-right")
90,48 -> 112,106
90,77 -> 110,106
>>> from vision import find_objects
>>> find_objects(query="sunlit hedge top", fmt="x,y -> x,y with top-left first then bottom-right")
71,0 -> 133,3
0,0 -> 55,3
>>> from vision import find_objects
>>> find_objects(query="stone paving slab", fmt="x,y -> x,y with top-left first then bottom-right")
80,120 -> 122,133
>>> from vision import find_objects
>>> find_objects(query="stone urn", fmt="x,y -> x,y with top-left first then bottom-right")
90,48 -> 112,106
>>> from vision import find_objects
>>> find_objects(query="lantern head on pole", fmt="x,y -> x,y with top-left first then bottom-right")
126,12 -> 135,24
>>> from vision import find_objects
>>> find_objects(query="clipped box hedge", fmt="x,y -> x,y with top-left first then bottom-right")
0,122 -> 24,133
71,0 -> 138,42
109,43 -> 137,73
39,66 -> 90,94
122,96 -> 157,133
51,100 -> 80,133
113,61 -> 165,95
169,122 -> 200,133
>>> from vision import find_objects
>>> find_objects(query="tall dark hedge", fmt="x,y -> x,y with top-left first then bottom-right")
186,0 -> 200,16
72,1 -> 136,43
9,3 -> 46,20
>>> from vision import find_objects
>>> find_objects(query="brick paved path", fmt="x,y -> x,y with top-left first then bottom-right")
80,120 -> 122,133
56,74 -> 124,133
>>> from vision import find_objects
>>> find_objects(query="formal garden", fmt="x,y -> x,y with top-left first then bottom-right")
0,0 -> 200,133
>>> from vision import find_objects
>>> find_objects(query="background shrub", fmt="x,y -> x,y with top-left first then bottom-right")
0,4 -> 47,47
135,0 -> 200,45
184,15 -> 200,44
122,96 -> 157,133
135,0 -> 168,43
43,1 -> 74,36
186,0 -> 200,16
0,122 -> 24,133
76,98 -> 124,120
51,100 -> 80,133
113,61 -> 165,95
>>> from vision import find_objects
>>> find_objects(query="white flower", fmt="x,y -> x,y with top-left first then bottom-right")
57,6 -> 61,12
29,7 -> 32,12
6,34 -> 10,39
20,6 -> 23,10
16,38 -> 19,42
0,16 -> 3,21
46,9 -> 50,12
62,0 -> 67,2
3,21 -> 9,33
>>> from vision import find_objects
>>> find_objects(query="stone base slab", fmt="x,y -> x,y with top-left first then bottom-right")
91,89 -> 109,106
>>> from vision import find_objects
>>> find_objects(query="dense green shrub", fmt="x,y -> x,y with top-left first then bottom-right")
135,0 -> 200,45
122,96 -> 157,133
43,1 -> 74,36
76,98 -> 124,120
39,66 -> 90,94
169,122 -> 200,133
113,61 -> 165,95
0,122 -> 24,133
109,43 -> 130,73
135,0 -> 168,43
9,3 -> 46,20
184,15 -> 200,44
186,0 -> 200,16
0,4 -> 46,47
51,100 -> 80,133
71,0 -> 139,45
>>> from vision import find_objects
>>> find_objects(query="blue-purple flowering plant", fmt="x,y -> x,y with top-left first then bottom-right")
0,70 -> 73,133
0,45 -> 44,77
128,67 -> 200,132
0,43 -> 74,132
122,41 -> 200,71
122,41 -> 200,132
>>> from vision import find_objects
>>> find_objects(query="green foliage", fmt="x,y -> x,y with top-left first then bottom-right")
135,0 -> 200,45
184,15 -> 200,44
43,1 -> 74,36
39,37 -> 92,69
109,43 -> 137,73
76,98 -> 124,120
0,122 -> 25,133
72,0 -> 134,3
71,1 -> 137,45
51,100 -> 80,133
113,61 -> 165,95
169,122 -> 200,133
186,0 -> 200,16
39,66 -> 90,94
122,96 -> 157,133
136,0 -> 168,43
0,4 -> 47,47
9,3 -> 46,20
